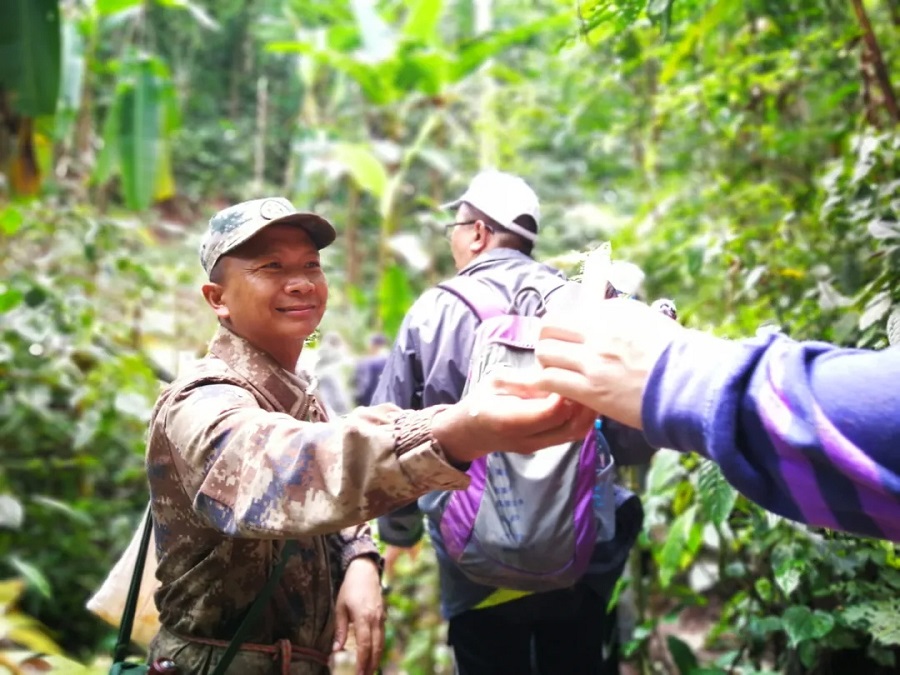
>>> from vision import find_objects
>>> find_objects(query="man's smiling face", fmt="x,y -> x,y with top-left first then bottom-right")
204,223 -> 328,364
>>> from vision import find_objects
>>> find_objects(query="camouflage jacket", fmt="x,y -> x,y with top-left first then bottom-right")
146,326 -> 468,668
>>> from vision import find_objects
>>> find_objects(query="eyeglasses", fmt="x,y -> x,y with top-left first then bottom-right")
443,220 -> 478,237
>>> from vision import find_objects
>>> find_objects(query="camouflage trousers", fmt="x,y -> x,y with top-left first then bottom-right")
149,626 -> 331,675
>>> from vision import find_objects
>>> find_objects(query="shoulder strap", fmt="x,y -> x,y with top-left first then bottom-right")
113,505 -> 297,675
437,275 -> 509,321
438,276 -> 570,322
209,540 -> 298,675
437,276 -> 506,322
112,504 -> 154,665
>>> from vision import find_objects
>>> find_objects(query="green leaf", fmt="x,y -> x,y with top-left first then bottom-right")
666,635 -> 698,674
58,19 -> 85,113
155,0 -> 220,30
843,599 -> 900,646
697,460 -> 736,527
402,0 -> 443,44
451,13 -> 570,82
0,284 -> 24,312
378,264 -> 415,338
0,0 -> 61,116
646,448 -> 684,494
647,0 -> 673,17
658,504 -> 697,588
0,207 -> 23,235
888,307 -> 900,347
775,559 -> 804,598
118,58 -> 161,210
96,0 -> 143,15
31,495 -> 95,526
8,557 -> 52,600
868,220 -> 900,240
92,95 -> 121,185
332,143 -> 389,199
351,0 -> 396,63
782,605 -> 835,647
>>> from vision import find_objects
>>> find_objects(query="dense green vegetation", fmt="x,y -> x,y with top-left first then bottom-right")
1,0 -> 898,672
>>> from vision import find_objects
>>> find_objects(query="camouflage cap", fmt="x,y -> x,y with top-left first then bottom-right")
199,197 -> 337,276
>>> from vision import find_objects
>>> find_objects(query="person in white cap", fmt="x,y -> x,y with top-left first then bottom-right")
372,172 -> 641,674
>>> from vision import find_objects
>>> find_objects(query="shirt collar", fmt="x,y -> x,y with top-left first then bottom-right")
207,325 -> 313,418
458,248 -> 532,276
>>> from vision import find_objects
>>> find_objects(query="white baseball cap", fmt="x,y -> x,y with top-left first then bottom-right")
440,170 -> 540,242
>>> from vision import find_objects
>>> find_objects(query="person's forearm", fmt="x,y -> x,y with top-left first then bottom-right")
642,331 -> 900,541
167,391 -> 469,538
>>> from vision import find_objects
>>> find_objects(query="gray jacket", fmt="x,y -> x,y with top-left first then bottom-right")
373,248 -> 646,618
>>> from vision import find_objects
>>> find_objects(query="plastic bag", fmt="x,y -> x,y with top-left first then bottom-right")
87,518 -> 161,647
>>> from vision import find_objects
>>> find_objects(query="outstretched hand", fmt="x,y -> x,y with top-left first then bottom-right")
494,298 -> 684,429
432,375 -> 596,464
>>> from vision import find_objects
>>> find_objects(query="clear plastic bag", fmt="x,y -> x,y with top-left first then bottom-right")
87,517 -> 161,647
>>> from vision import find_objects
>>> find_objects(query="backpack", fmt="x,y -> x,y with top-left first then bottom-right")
420,275 -> 618,592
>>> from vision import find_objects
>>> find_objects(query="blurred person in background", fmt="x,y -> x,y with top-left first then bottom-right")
352,333 -> 390,408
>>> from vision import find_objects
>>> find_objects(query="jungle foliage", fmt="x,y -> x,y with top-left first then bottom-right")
0,0 -> 898,672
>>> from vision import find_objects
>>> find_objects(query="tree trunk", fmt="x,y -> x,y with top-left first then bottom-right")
851,0 -> 900,125
474,0 -> 496,168
252,76 -> 268,194
346,183 -> 360,287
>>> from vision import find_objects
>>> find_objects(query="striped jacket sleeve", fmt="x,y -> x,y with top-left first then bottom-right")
642,331 -> 900,541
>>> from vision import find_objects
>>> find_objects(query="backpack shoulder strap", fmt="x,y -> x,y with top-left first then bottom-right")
437,276 -> 507,322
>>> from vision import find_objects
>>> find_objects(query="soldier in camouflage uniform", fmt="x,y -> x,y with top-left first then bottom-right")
146,197 -> 594,674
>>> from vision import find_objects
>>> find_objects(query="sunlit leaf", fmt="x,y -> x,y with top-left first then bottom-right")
868,220 -> 900,240
155,0 -> 220,30
888,307 -> 900,347
697,461 -> 736,527
859,293 -> 891,332
7,614 -> 64,656
658,504 -> 697,588
92,96 -> 121,186
843,599 -> 900,646
452,13 -> 570,82
0,208 -> 24,236
96,0 -> 143,15
332,144 -> 389,199
8,557 -> 52,600
58,20 -> 85,113
646,449 -> 684,494
402,0 -> 443,44
350,0 -> 396,63
0,494 -> 25,529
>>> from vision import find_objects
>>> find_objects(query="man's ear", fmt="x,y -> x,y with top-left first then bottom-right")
201,282 -> 230,321
470,219 -> 491,253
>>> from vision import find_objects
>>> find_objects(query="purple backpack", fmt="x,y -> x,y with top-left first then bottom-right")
421,276 -> 617,592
